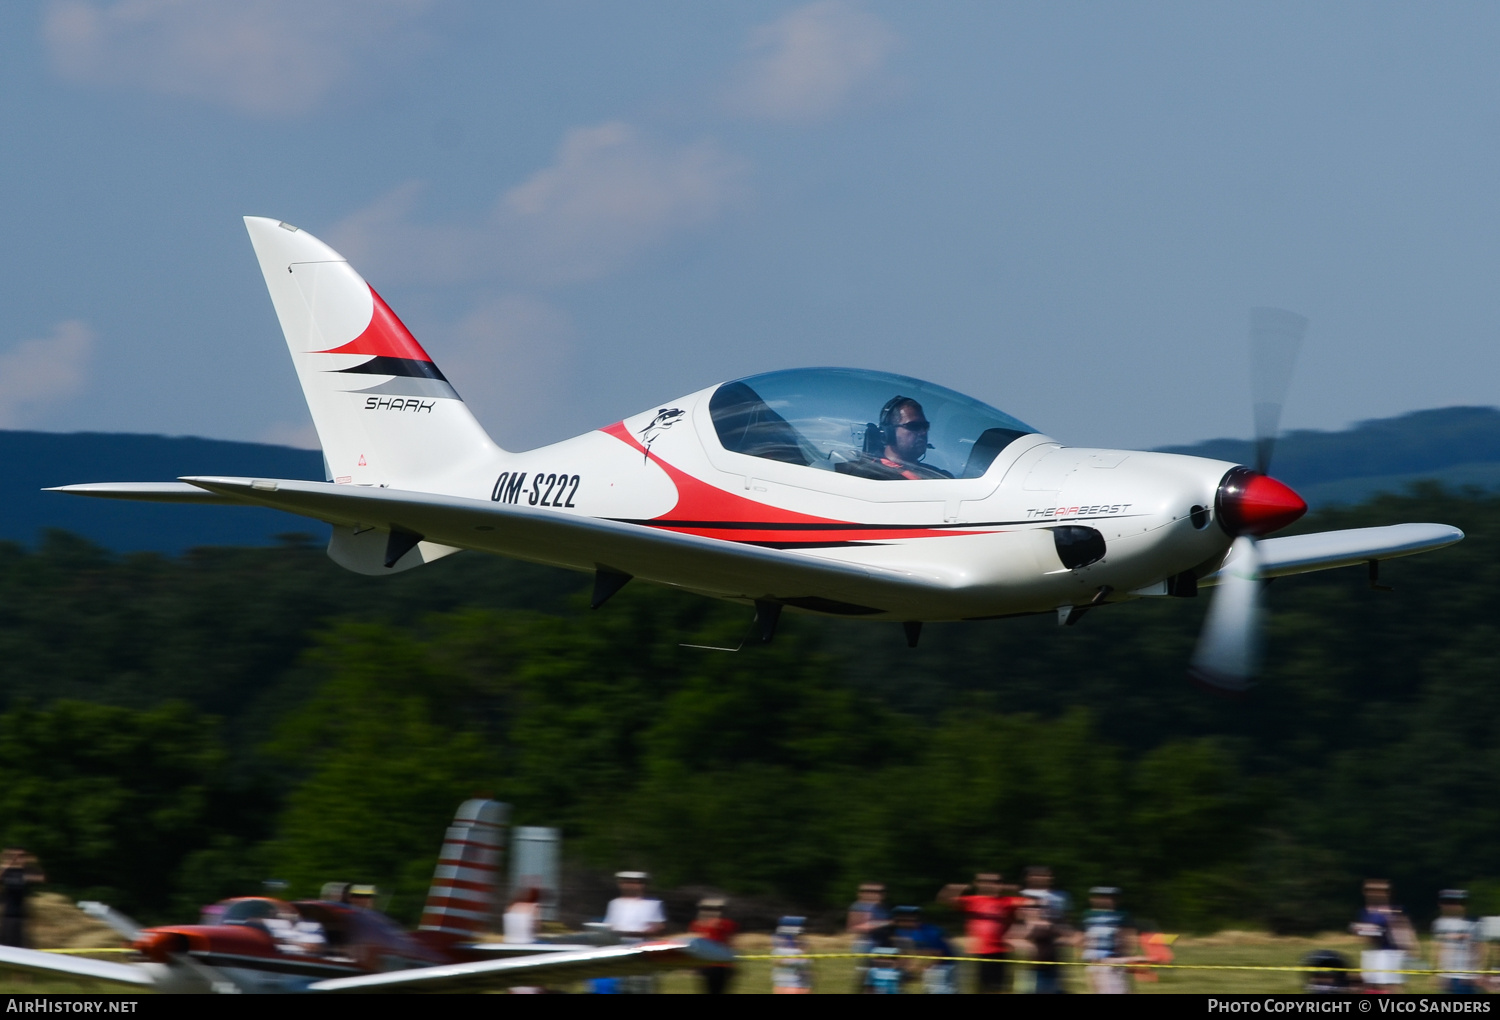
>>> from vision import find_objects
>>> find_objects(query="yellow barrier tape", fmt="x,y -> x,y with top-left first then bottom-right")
736,952 -> 1500,977
29,947 -> 1500,977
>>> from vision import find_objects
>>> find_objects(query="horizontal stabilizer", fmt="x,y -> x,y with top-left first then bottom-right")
1202,523 -> 1463,585
308,938 -> 734,993
46,481 -> 248,505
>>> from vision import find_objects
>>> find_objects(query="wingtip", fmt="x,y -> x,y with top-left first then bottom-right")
1402,523 -> 1466,549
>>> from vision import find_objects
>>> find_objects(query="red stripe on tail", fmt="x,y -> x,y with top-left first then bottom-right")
317,287 -> 434,362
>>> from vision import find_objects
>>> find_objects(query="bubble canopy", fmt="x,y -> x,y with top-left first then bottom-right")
708,368 -> 1037,481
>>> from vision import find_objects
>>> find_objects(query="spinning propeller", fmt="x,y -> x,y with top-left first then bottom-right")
1186,309 -> 1309,692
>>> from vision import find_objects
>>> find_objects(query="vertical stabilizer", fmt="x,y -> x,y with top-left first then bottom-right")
419,799 -> 510,936
243,216 -> 505,493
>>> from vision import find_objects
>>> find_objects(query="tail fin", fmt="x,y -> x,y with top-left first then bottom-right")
243,216 -> 505,492
418,799 -> 509,936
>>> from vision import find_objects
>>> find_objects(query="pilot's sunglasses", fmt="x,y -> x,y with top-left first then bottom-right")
897,421 -> 931,432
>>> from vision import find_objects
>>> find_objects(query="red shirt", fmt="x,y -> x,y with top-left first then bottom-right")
690,917 -> 739,945
953,895 -> 1024,954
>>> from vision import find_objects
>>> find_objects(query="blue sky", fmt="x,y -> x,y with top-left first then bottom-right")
2,1 -> 1499,454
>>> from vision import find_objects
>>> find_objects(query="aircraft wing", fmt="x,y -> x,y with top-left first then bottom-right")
0,945 -> 153,988
53,476 -> 958,607
307,938 -> 734,993
1202,523 -> 1463,584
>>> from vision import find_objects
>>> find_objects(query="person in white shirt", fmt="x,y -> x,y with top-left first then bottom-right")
504,886 -> 541,944
1431,889 -> 1486,994
1021,865 -> 1072,923
605,871 -> 665,939
604,871 -> 665,994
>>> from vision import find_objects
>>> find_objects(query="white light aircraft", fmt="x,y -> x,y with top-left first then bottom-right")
53,218 -> 1463,690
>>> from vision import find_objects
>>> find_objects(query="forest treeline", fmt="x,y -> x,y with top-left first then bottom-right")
0,485 -> 1495,932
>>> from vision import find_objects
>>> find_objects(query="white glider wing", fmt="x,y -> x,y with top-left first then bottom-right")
0,945 -> 153,987
307,938 -> 734,993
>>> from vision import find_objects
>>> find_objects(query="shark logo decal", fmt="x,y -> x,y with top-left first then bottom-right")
639,407 -> 685,463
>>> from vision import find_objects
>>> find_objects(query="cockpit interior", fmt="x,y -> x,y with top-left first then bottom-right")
709,368 -> 1034,480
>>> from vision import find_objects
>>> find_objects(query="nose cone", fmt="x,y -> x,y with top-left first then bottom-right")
1216,467 -> 1307,536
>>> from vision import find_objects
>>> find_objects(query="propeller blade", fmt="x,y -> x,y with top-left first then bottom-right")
1187,536 -> 1263,692
1249,307 -> 1307,475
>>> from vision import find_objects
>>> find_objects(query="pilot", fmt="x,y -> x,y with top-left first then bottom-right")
871,396 -> 951,480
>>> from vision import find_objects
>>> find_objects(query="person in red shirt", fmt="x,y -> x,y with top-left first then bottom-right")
688,897 -> 738,994
938,872 -> 1026,993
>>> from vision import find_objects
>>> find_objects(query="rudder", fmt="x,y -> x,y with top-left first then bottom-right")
418,799 -> 509,936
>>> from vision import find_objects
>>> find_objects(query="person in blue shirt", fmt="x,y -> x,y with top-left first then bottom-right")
1349,878 -> 1417,993
867,947 -> 905,993
847,882 -> 893,992
892,905 -> 955,992
1081,887 -> 1140,994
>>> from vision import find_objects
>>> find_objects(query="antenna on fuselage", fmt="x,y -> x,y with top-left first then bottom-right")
680,600 -> 782,652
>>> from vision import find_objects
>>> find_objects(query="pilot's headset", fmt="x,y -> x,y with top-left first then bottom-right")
879,396 -> 929,453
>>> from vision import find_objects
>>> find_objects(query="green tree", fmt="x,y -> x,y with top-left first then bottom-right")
266,622 -> 499,922
0,700 -> 228,918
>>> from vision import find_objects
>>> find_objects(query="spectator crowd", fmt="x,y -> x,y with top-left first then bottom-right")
588,868 -> 1499,994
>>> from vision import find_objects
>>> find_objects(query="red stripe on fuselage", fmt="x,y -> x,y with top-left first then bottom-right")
316,286 -> 434,361
601,421 -> 985,544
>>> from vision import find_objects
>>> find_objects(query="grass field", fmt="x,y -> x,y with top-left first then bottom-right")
651,931 -> 1479,994
0,928 -> 1488,994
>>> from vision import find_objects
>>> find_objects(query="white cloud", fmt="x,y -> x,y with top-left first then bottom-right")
500,122 -> 748,284
726,0 -> 899,124
42,0 -> 433,117
325,181 -> 455,280
0,321 -> 95,428
322,122 -> 746,450
332,122 -> 749,289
